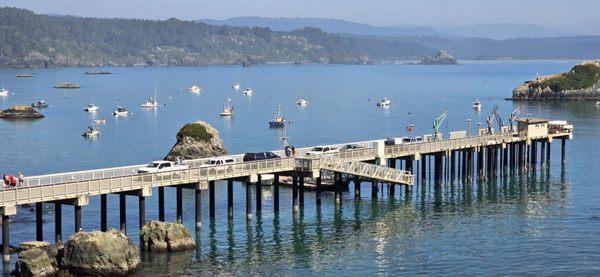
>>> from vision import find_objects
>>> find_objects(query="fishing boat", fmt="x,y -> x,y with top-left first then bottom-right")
242,88 -> 253,95
232,83 -> 241,90
93,119 -> 106,125
84,103 -> 100,112
141,96 -> 158,108
269,106 -> 286,128
220,98 -> 234,116
596,101 -> 600,107
473,98 -> 482,111
16,73 -> 34,78
82,126 -> 100,137
377,98 -> 391,107
296,98 -> 308,106
0,88 -> 10,97
32,100 -> 48,108
189,86 -> 202,94
113,106 -> 129,116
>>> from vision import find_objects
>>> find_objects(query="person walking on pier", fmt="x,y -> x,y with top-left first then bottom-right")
291,146 -> 296,157
18,171 -> 24,186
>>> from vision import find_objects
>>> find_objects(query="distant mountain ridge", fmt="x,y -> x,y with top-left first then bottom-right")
199,17 -> 579,40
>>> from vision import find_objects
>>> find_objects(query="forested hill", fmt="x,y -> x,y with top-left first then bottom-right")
0,8 -> 432,67
1,7 -> 600,68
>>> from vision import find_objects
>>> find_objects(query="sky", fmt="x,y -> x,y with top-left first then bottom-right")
1,0 -> 598,35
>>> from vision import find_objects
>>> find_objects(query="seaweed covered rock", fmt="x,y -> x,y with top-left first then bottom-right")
61,230 -> 139,276
140,220 -> 195,252
0,105 -> 44,119
165,120 -> 227,160
13,243 -> 63,277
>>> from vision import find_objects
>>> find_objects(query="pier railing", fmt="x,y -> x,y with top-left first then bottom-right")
385,133 -> 516,157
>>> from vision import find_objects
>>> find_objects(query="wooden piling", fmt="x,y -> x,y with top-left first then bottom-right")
74,205 -> 82,233
227,179 -> 233,219
195,188 -> 202,228
209,180 -> 216,217
120,194 -> 127,233
273,174 -> 280,212
176,187 -> 183,223
100,194 -> 107,231
54,203 -> 62,243
36,202 -> 43,241
158,187 -> 165,222
2,215 -> 9,263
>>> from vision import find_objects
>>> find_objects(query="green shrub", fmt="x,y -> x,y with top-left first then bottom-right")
542,63 -> 600,91
176,123 -> 213,142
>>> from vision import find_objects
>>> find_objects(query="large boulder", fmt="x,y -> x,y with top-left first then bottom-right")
164,120 -> 227,160
140,221 -> 195,252
418,50 -> 458,65
13,243 -> 63,277
0,105 -> 44,119
61,230 -> 139,276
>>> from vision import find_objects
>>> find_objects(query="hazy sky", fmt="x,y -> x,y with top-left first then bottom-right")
1,0 -> 598,34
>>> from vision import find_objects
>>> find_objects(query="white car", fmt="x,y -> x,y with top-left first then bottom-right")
306,146 -> 340,156
137,161 -> 189,173
200,157 -> 237,167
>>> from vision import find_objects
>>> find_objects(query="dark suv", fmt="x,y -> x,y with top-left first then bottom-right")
243,152 -> 281,162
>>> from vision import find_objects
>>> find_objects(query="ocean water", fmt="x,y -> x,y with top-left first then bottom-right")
1,61 -> 599,275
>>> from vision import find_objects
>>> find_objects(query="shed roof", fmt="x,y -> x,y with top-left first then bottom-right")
517,118 -> 548,124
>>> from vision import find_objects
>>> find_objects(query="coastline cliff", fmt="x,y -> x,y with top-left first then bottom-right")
512,60 -> 600,100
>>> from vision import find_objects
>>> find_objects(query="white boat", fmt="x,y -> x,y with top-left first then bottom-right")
189,86 -> 202,94
473,98 -> 482,111
242,88 -> 253,95
84,103 -> 100,112
296,98 -> 308,106
269,106 -> 286,127
82,126 -> 100,137
596,101 -> 600,107
93,119 -> 106,125
377,98 -> 391,107
232,83 -> 241,90
0,88 -> 10,97
220,98 -> 234,116
113,106 -> 129,116
141,96 -> 158,108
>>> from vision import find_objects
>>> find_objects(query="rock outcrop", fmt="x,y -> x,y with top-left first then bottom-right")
0,105 -> 44,119
62,230 -> 140,276
418,50 -> 458,65
54,82 -> 80,89
14,243 -> 63,277
140,221 -> 196,252
164,120 -> 227,160
512,60 -> 600,100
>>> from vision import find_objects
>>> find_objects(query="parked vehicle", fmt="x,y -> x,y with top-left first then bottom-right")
200,157 -> 237,167
137,160 -> 189,173
385,137 -> 403,146
306,146 -> 340,156
243,152 -> 280,162
343,144 -> 361,150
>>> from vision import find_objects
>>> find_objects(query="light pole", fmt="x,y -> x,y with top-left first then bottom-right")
467,119 -> 472,136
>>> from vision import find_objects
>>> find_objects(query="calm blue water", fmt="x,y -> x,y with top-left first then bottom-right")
1,61 -> 599,275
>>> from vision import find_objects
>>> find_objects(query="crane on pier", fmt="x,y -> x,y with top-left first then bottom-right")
508,106 -> 520,132
433,109 -> 447,141
485,104 -> 504,134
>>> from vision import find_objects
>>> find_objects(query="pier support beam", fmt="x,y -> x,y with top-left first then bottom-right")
334,173 -> 342,204
74,205 -> 82,233
406,159 -> 413,174
120,194 -> 126,233
540,141 -> 546,169
292,175 -> 299,212
450,151 -> 456,182
273,174 -> 280,212
421,158 -> 426,184
195,187 -> 202,229
100,194 -> 107,231
316,176 -> 322,206
531,140 -> 538,169
371,179 -> 378,198
54,203 -> 62,243
299,176 -> 305,208
2,215 -> 9,263
256,176 -> 262,213
547,140 -> 551,167
176,187 -> 183,223
209,181 -> 216,218
158,187 -> 165,222
139,196 -> 146,231
354,177 -> 361,198
561,138 -> 566,167
245,183 -> 252,220
434,154 -> 443,184
36,203 -> 43,241
227,180 -> 233,219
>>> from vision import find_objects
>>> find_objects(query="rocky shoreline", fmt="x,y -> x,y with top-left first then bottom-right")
511,60 -> 600,100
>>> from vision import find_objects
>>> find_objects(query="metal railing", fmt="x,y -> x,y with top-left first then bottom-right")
317,156 -> 413,185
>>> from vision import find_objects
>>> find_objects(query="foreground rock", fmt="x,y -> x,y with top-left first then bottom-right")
14,243 -> 63,277
140,221 -> 195,252
512,60 -> 600,100
0,105 -> 44,119
62,230 -> 139,276
164,120 -> 227,160
418,50 -> 458,65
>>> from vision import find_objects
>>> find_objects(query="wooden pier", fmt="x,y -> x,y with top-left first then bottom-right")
0,118 -> 573,262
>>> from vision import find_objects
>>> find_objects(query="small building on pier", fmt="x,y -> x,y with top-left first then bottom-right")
517,118 -> 548,138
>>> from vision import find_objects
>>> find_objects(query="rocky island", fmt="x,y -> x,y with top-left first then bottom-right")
0,105 -> 44,119
165,120 -> 227,160
418,50 -> 458,65
54,82 -> 80,89
512,60 -> 600,100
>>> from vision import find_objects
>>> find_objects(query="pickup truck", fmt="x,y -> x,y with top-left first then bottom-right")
306,146 -> 340,156
137,160 -> 189,173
